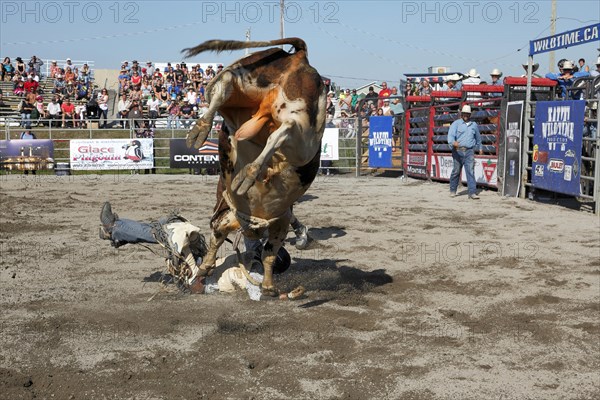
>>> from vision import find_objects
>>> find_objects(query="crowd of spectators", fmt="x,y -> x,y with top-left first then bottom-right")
114,60 -> 224,129
1,55 -> 96,129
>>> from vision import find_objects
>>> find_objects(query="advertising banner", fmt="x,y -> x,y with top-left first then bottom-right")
321,128 -> 339,161
406,153 -> 427,177
368,116 -> 393,168
0,139 -> 54,171
502,101 -> 524,197
431,154 -> 498,187
530,23 -> 599,55
70,139 -> 154,170
170,138 -> 219,168
532,100 -> 584,196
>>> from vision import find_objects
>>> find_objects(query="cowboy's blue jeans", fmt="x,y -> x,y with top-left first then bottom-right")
450,148 -> 476,195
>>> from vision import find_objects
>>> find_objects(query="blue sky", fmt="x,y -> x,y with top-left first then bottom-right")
1,0 -> 599,88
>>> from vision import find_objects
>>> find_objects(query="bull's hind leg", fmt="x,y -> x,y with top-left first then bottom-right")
186,72 -> 235,149
187,210 -> 240,287
261,217 -> 291,297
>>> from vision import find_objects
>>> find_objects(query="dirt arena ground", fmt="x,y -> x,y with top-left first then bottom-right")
0,173 -> 598,400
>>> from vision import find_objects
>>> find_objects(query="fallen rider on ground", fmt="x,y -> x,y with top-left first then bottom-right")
98,202 -> 305,300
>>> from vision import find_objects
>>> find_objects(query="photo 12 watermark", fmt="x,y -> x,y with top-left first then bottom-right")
395,241 -> 540,264
1,1 -> 140,24
399,1 -> 539,24
199,1 -> 339,24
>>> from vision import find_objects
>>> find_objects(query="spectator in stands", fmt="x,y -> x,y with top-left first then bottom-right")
164,65 -> 175,90
64,67 -> 76,84
590,57 -> 600,78
448,104 -> 482,200
75,100 -> 87,128
61,97 -> 76,128
167,99 -> 181,129
49,60 -> 60,78
20,97 -> 34,129
140,80 -> 152,102
205,65 -> 216,80
418,79 -> 432,96
129,85 -> 142,103
376,107 -> 384,116
365,86 -> 378,102
65,82 -> 76,99
24,75 -> 39,93
63,58 -> 76,74
186,87 -> 197,105
350,89 -> 359,113
489,69 -> 502,86
545,60 -> 590,99
130,70 -> 142,88
80,63 -> 91,84
118,66 -> 130,93
216,64 -> 223,74
378,82 -> 392,99
488,69 -> 503,98
15,57 -> 26,76
28,56 -> 43,76
197,94 -> 209,116
53,74 -> 66,96
339,89 -> 352,114
152,67 -> 163,81
34,95 -> 46,122
157,86 -> 169,108
76,81 -> 89,101
14,78 -> 25,96
382,99 -> 392,115
147,93 -> 160,128
2,57 -> 15,81
190,65 -> 200,90
578,58 -> 590,73
46,96 -> 61,126
180,100 -> 196,128
198,80 -> 207,97
117,93 -> 131,128
129,99 -> 143,129
389,90 -> 404,115
98,88 -> 109,128
463,69 -> 481,85
326,91 -> 335,118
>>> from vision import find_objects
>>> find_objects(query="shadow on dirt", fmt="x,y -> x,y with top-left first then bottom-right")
279,258 -> 392,297
307,226 -> 347,240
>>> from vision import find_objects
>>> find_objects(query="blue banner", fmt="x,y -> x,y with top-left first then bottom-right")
532,100 -> 585,196
368,116 -> 393,168
530,23 -> 599,56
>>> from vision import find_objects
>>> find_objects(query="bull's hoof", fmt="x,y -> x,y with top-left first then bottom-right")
232,163 -> 261,195
261,286 -> 279,297
186,119 -> 212,149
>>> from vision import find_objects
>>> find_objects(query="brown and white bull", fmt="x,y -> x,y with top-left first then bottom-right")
182,38 -> 326,296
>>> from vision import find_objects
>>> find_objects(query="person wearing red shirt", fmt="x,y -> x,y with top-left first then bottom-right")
23,75 -> 39,93
378,81 -> 392,107
61,97 -> 76,128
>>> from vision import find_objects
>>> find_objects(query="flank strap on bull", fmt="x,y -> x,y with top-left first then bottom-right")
222,190 -> 292,232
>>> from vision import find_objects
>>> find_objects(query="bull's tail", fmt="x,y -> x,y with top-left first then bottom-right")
182,37 -> 307,58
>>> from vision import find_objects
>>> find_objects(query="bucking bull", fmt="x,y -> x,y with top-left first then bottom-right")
182,38 -> 326,297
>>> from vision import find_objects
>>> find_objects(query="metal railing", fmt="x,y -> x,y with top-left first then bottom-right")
3,116 -> 361,175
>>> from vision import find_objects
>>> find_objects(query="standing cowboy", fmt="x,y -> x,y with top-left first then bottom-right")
448,105 -> 483,199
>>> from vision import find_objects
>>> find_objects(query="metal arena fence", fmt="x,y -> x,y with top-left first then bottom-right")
2,116 -> 359,174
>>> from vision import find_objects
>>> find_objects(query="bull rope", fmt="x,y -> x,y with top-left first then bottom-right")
222,190 -> 291,231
